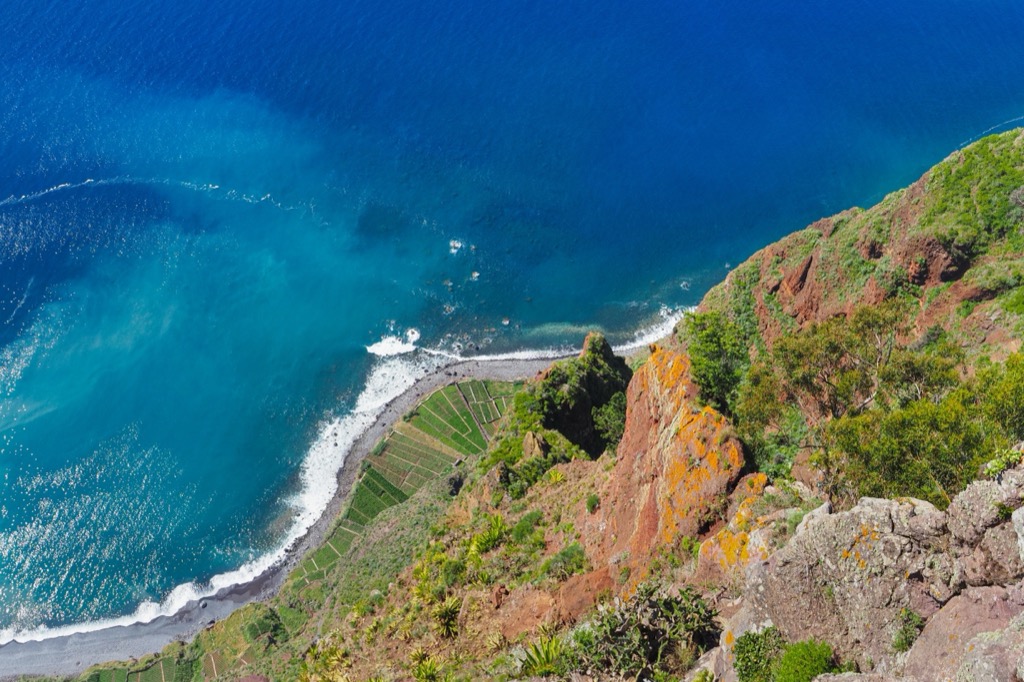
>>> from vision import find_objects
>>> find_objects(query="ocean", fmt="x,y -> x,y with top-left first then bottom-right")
1,0 -> 1022,641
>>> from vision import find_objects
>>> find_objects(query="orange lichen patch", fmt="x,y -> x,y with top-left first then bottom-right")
607,345 -> 745,583
709,528 -> 750,570
837,522 -> 884,572
733,495 -> 762,532
742,473 -> 768,496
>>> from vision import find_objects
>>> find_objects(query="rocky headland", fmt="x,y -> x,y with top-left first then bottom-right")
15,129 -> 1024,681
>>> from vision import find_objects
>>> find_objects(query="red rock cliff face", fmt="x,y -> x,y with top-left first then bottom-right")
596,346 -> 744,586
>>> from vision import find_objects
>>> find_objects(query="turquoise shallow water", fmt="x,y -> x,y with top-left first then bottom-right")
1,0 -> 1023,639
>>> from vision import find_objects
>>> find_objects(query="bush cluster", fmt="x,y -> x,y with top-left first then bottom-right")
734,627 -> 843,682
568,582 -> 718,679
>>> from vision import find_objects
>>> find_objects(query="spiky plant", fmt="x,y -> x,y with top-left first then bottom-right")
432,596 -> 462,639
411,655 -> 442,682
472,513 -> 508,553
300,636 -> 352,682
521,636 -> 564,677
486,631 -> 509,653
545,468 -> 565,484
537,620 -> 559,638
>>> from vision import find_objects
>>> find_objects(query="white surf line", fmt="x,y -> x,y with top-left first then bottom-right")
958,114 -> 1024,148
3,276 -> 34,326
0,176 -> 307,213
2,307 -> 686,646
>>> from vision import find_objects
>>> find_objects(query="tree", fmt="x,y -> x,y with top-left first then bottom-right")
826,389 -> 1000,508
684,312 -> 750,413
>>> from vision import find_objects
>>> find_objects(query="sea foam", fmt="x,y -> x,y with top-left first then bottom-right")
0,309 -> 682,645
0,347 -> 445,644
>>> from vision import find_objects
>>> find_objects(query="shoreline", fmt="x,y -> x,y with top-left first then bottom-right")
0,354 -> 566,679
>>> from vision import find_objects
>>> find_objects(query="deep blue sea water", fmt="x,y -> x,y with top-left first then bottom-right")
1,0 -> 1023,640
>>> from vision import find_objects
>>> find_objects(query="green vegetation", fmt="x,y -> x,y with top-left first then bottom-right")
521,636 -> 566,677
682,311 -> 751,413
775,640 -> 839,682
84,658 -> 182,682
544,542 -> 587,580
586,493 -> 600,514
891,608 -> 924,653
510,509 -> 545,544
984,448 -> 1024,478
482,334 -> 630,500
688,292 -> 1024,507
923,132 -> 1024,258
241,605 -> 285,645
290,380 -> 516,590
592,390 -> 627,449
568,582 -> 718,679
431,596 -> 462,639
734,626 -> 785,682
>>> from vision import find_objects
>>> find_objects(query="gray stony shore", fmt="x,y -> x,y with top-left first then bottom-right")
0,355 -> 565,679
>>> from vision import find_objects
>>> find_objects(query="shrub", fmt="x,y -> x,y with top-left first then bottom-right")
510,510 -> 544,544
545,543 -> 587,580
241,605 -> 285,645
586,494 -> 600,514
592,391 -> 627,450
892,608 -> 924,653
980,352 -> 1024,441
775,639 -> 837,682
441,558 -> 466,588
734,626 -> 785,682
826,389 -> 998,508
570,582 -> 718,679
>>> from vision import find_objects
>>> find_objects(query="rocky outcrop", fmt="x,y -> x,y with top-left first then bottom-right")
534,332 -> 632,456
598,345 -> 744,586
746,497 -> 954,672
695,475 -> 801,590
953,617 -> 1024,682
903,584 -> 1024,681
947,470 -> 1024,587
697,130 -> 1024,360
707,466 -> 1024,680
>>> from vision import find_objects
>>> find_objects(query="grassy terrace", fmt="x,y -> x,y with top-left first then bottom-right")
82,379 -> 519,682
87,657 -> 179,682
286,379 -> 517,590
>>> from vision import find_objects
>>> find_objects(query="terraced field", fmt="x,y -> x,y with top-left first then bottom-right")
87,658 -> 178,682
83,379 -> 522,681
289,379 -> 518,588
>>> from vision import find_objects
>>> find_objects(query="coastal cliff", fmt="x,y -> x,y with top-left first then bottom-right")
72,130 -> 1024,681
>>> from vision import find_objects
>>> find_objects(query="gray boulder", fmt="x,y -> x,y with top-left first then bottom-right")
747,497 -> 953,672
903,584 -> 1024,681
947,470 -> 1024,587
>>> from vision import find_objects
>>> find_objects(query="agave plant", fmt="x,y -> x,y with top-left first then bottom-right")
521,636 -> 564,677
486,631 -> 509,653
472,513 -> 508,553
544,468 -> 565,485
300,636 -> 352,682
432,596 -> 462,639
411,655 -> 442,682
